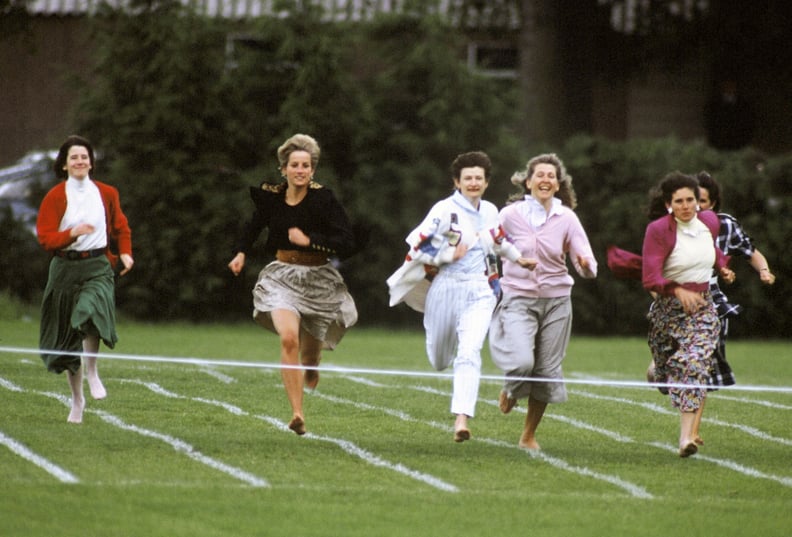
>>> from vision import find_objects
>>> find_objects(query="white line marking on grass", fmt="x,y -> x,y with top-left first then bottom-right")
256,415 -> 459,493
571,390 -> 676,415
647,442 -> 792,488
198,366 -> 237,384
712,394 -> 792,410
90,409 -> 269,487
2,377 -> 270,488
127,380 -> 457,492
313,388 -> 652,499
343,375 -> 391,388
0,430 -> 80,484
572,389 -> 792,446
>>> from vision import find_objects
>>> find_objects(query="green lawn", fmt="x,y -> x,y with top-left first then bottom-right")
1,317 -> 790,537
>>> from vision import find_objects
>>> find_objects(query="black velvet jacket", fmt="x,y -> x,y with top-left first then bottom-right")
235,181 -> 356,260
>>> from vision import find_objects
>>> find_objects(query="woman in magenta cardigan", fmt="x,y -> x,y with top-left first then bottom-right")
642,172 -> 733,457
36,135 -> 133,423
489,153 -> 597,450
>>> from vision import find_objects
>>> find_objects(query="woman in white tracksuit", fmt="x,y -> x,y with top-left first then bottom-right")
388,151 -> 536,442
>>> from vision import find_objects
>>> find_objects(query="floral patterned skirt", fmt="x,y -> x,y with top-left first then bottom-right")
647,293 -> 719,412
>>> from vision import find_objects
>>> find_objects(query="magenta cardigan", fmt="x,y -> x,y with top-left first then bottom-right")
641,210 -> 727,296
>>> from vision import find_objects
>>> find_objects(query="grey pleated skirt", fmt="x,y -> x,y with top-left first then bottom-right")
39,256 -> 117,374
252,260 -> 357,349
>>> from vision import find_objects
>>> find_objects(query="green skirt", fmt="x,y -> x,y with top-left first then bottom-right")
39,256 -> 118,374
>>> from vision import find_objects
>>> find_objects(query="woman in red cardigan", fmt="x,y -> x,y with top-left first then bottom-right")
36,135 -> 133,423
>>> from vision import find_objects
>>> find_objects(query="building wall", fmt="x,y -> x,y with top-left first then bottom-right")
1,12 -> 715,167
0,16 -> 93,166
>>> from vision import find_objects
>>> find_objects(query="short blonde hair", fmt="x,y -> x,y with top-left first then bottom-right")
277,133 -> 321,169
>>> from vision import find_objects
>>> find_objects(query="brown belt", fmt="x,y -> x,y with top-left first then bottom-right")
54,248 -> 106,260
276,249 -> 328,266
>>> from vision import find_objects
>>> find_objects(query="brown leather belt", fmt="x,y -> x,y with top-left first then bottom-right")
54,248 -> 106,260
276,249 -> 328,266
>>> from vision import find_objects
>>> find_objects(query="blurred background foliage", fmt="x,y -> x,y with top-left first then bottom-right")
1,0 -> 788,338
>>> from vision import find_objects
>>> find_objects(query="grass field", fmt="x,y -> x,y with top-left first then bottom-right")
1,316 -> 790,537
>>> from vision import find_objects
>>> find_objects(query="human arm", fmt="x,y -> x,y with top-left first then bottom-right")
403,202 -> 458,267
567,214 -> 597,279
749,249 -> 776,285
36,185 -> 80,251
641,218 -> 679,296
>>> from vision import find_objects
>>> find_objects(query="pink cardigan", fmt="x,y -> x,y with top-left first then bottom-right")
641,210 -> 727,296
499,201 -> 597,298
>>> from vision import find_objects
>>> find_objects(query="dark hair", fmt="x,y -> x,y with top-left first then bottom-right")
647,171 -> 700,220
450,151 -> 491,181
508,153 -> 577,209
695,170 -> 721,211
54,135 -> 95,180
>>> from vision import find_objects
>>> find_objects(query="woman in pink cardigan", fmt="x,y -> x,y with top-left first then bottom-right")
642,172 -> 733,457
36,135 -> 133,423
489,153 -> 597,450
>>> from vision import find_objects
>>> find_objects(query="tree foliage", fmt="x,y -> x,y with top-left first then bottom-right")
5,0 -> 786,338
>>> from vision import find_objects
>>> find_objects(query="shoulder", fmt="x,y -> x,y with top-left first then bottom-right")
93,180 -> 120,197
479,199 -> 499,216
250,180 -> 284,205
257,181 -> 287,194
500,200 -> 522,216
645,214 -> 673,235
718,212 -> 743,229
41,181 -> 66,202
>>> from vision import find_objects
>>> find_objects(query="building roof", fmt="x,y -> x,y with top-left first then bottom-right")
26,0 -> 521,28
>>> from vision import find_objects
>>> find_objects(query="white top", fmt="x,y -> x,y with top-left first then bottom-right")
60,176 -> 107,251
663,217 -> 714,285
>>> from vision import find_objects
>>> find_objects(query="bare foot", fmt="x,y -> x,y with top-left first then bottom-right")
518,435 -> 541,450
288,416 -> 306,435
694,436 -> 704,446
67,396 -> 85,424
87,375 -> 107,400
679,440 -> 698,458
453,428 -> 471,442
498,391 -> 517,414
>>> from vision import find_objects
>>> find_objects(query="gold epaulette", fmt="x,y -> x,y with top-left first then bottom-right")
259,181 -> 324,192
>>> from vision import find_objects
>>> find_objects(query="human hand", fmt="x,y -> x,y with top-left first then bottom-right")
720,266 -> 736,285
70,223 -> 95,238
516,257 -> 538,270
674,287 -> 708,315
759,268 -> 776,285
118,253 -> 134,276
288,227 -> 310,247
228,252 -> 245,276
452,242 -> 469,261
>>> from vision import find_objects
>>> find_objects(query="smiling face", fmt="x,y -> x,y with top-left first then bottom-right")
528,163 -> 560,205
667,186 -> 698,222
453,166 -> 489,208
282,150 -> 313,190
63,145 -> 92,180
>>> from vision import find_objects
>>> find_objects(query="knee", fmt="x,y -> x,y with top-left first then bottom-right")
279,332 -> 300,356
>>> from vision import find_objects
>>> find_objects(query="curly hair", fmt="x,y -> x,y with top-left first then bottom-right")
646,171 -> 700,220
508,153 -> 577,209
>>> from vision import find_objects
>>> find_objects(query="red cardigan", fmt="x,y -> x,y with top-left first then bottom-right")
36,180 -> 132,268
